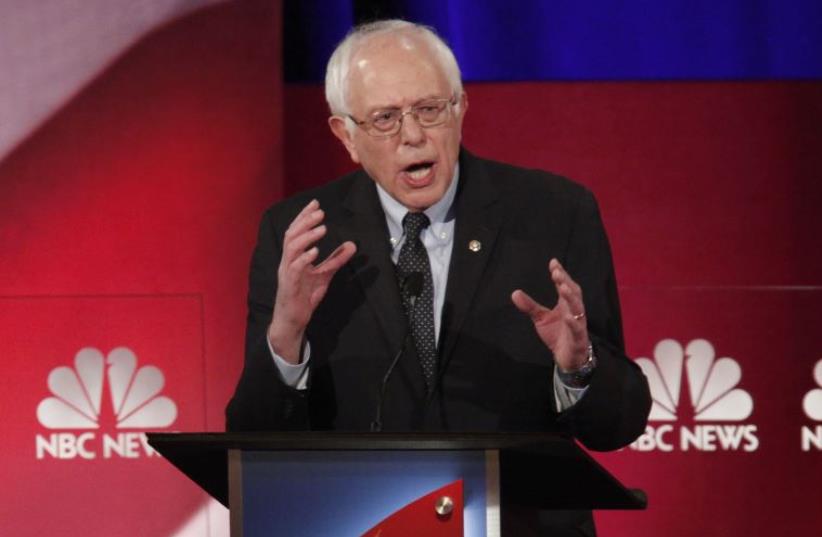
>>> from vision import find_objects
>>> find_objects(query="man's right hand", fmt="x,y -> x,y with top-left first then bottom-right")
268,199 -> 357,364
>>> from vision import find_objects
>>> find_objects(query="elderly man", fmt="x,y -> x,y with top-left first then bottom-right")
227,19 -> 649,534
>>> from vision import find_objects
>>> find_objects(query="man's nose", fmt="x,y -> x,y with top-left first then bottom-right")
398,112 -> 426,146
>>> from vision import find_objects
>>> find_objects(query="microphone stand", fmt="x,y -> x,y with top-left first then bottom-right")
371,272 -> 423,432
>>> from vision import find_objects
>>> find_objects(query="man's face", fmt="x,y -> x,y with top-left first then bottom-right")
329,35 -> 466,211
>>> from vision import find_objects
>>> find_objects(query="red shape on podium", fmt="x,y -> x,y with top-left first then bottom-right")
361,479 -> 464,537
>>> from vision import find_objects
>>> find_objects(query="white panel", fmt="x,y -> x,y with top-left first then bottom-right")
485,449 -> 500,537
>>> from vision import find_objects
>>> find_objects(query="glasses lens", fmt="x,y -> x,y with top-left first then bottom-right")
415,101 -> 448,126
369,109 -> 401,133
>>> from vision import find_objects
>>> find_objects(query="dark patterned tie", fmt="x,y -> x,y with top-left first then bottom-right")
397,211 -> 437,388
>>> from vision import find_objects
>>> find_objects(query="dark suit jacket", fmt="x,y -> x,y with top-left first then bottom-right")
226,149 -> 650,536
227,149 -> 649,449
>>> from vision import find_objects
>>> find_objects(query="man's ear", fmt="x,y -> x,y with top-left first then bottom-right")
328,116 -> 360,164
456,91 -> 468,120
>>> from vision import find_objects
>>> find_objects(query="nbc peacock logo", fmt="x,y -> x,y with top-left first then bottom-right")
630,338 -> 759,452
35,347 -> 177,460
801,359 -> 822,451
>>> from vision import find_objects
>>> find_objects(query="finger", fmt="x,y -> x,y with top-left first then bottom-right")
287,199 -> 320,235
557,282 -> 585,320
284,223 -> 327,261
511,289 -> 550,322
565,312 -> 588,340
549,258 -> 567,285
289,246 -> 320,273
283,212 -> 325,264
286,208 -> 324,243
549,258 -> 581,294
298,198 -> 319,216
314,241 -> 357,275
284,202 -> 324,247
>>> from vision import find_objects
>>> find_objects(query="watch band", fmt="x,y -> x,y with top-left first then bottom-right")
557,344 -> 597,388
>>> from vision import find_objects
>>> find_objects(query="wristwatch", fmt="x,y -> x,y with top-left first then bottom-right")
557,344 -> 597,388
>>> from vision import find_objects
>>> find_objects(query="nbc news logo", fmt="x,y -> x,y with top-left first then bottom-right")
35,347 -> 177,460
630,339 -> 759,452
802,359 -> 822,451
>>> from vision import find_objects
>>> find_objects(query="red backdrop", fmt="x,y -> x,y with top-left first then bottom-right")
282,82 -> 822,535
0,2 -> 281,535
1,2 -> 821,534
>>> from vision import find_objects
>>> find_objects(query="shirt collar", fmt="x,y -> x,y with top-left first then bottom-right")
376,163 -> 459,246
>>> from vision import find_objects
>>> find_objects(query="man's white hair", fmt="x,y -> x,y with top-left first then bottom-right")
324,19 -> 463,117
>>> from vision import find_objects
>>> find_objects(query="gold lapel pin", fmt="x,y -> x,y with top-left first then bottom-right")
468,239 -> 481,252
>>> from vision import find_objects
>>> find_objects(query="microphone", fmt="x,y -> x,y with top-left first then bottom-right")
402,272 -> 424,307
371,271 -> 423,432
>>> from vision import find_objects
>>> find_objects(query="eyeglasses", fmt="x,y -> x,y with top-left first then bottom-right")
347,96 -> 458,138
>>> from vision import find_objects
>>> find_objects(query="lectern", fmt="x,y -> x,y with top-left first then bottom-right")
148,432 -> 645,536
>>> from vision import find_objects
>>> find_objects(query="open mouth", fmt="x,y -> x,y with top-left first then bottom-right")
403,161 -> 435,183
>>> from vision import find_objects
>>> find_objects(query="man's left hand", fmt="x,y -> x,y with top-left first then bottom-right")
511,258 -> 590,372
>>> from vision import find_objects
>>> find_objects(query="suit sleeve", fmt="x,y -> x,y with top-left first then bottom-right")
557,188 -> 651,450
225,209 -> 310,431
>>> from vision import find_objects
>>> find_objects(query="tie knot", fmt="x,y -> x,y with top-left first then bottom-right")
402,211 -> 430,238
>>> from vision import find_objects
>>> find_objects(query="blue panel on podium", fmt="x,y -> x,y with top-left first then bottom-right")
241,450 -> 489,536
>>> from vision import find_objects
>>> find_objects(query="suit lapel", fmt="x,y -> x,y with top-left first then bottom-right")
335,173 -> 406,355
439,150 -> 502,370
331,153 -> 503,393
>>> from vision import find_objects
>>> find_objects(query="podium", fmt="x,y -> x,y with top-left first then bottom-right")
148,432 -> 645,536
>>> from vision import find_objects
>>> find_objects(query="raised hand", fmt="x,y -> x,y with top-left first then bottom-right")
268,199 -> 357,364
511,258 -> 590,372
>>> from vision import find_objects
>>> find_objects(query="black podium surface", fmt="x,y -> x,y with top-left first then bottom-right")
147,432 -> 645,511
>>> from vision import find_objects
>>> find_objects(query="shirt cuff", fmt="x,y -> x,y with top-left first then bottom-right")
267,336 -> 310,390
553,367 -> 589,411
